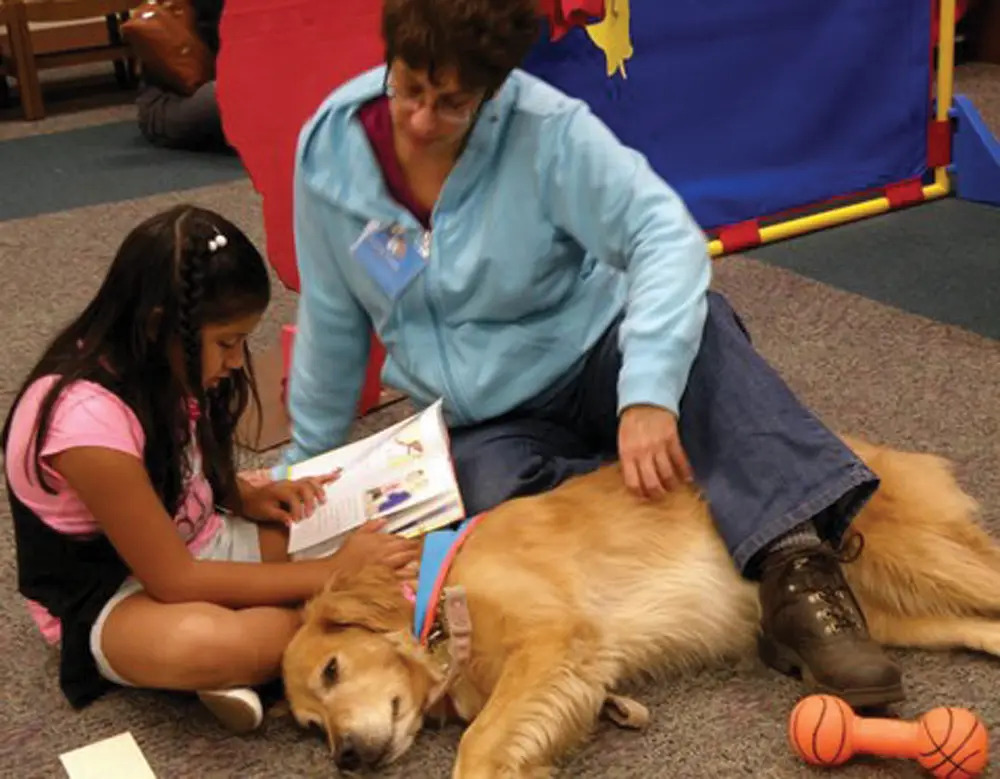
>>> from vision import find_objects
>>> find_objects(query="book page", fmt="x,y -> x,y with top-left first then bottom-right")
386,493 -> 463,534
360,455 -> 456,519
287,479 -> 366,554
287,458 -> 448,554
285,400 -> 463,555
291,493 -> 465,560
284,432 -> 378,480
354,400 -> 449,474
285,405 -> 428,480
397,499 -> 466,538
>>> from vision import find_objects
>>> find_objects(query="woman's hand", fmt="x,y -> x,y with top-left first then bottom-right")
240,470 -> 341,525
618,404 -> 694,499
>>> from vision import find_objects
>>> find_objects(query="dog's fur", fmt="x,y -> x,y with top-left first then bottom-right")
283,436 -> 1000,778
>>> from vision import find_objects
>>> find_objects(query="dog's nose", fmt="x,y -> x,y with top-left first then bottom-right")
335,739 -> 361,771
335,733 -> 389,770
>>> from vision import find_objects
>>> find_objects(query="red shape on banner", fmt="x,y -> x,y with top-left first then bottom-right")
216,0 -> 387,414
538,0 -> 605,40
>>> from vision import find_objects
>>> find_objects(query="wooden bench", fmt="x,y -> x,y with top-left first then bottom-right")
1,0 -> 143,120
0,1 -> 32,111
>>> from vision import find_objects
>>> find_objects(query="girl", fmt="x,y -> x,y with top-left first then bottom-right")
2,205 -> 418,733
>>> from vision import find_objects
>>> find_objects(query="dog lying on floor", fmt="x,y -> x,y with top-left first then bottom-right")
282,436 -> 999,778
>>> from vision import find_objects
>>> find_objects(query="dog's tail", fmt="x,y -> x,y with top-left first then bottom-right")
843,440 -> 1000,620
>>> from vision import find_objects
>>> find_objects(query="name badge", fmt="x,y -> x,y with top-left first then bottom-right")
351,221 -> 428,300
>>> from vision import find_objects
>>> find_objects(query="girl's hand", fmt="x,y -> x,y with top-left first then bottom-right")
328,520 -> 420,580
242,470 -> 341,525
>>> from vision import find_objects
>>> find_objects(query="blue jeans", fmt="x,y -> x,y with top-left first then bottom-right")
448,291 -> 879,575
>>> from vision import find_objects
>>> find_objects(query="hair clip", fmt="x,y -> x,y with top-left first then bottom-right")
208,232 -> 228,252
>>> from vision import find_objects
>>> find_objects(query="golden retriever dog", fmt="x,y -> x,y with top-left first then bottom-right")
283,436 -> 1000,778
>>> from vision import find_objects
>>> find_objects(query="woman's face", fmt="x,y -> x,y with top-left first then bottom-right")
386,61 -> 483,154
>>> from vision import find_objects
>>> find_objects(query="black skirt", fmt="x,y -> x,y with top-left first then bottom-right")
9,482 -> 130,709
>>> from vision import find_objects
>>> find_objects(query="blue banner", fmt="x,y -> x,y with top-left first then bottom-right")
523,0 -> 931,231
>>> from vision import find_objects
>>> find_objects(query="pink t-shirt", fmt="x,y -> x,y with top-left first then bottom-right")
5,376 -> 222,643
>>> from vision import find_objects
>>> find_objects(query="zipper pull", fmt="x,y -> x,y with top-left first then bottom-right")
419,230 -> 432,260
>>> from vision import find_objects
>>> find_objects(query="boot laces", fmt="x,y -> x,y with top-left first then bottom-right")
814,584 -> 863,633
786,543 -> 865,634
835,531 -> 865,564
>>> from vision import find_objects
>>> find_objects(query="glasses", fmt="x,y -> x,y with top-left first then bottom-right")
384,76 -> 479,126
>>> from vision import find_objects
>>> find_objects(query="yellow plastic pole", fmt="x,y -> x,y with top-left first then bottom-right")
934,0 -> 956,193
708,178 -> 950,257
709,0 -> 956,258
937,0 -> 956,123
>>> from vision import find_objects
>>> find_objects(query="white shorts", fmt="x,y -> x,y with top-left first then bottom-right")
89,515 -> 262,687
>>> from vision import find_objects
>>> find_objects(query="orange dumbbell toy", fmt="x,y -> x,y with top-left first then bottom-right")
789,694 -> 989,778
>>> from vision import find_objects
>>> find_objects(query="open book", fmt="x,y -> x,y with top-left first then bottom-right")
284,399 -> 466,559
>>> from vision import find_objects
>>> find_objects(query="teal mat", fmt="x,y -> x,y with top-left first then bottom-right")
0,120 -> 247,221
750,198 -> 1000,341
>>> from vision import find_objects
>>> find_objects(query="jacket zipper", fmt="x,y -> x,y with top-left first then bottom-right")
421,140 -> 501,425
420,225 -> 471,422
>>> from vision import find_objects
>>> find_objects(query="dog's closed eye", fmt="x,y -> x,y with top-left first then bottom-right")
322,657 -> 339,686
293,710 -> 325,732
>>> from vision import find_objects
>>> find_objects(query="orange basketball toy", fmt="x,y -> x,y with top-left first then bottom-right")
788,694 -> 989,778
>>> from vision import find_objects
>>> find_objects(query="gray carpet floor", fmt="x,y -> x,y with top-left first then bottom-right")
0,121 -> 246,221
0,65 -> 999,779
751,198 -> 1000,340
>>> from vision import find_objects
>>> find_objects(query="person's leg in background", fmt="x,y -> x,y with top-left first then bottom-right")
136,81 -> 230,152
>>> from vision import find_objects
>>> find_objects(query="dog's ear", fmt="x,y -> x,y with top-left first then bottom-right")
304,565 -> 411,634
383,630 -> 441,705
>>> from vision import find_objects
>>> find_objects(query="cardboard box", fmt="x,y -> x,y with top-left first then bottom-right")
236,338 -> 405,453
236,340 -> 291,453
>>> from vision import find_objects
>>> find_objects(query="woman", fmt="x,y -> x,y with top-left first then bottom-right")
283,0 -> 904,710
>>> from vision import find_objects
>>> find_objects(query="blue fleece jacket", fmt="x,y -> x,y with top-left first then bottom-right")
283,66 -> 711,466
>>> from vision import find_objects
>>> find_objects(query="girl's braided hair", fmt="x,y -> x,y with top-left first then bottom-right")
3,204 -> 271,517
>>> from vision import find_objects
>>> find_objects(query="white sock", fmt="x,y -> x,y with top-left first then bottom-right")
197,688 -> 263,734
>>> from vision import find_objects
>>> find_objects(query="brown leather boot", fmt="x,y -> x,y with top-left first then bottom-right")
757,543 -> 904,708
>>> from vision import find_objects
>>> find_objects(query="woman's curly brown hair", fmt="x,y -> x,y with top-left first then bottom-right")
382,0 -> 540,96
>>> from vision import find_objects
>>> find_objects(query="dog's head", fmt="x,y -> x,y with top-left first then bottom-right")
282,566 -> 440,771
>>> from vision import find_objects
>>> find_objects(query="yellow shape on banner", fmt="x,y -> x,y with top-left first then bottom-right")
585,0 -> 633,79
